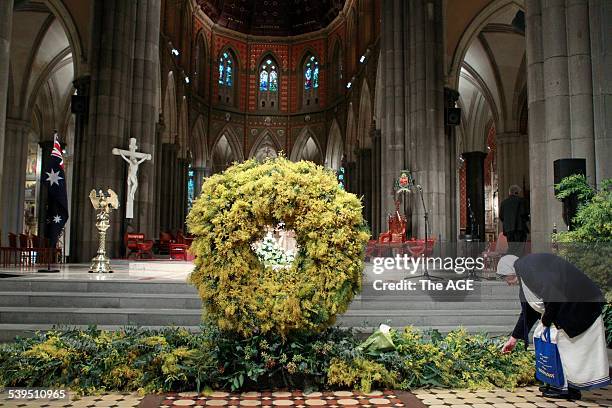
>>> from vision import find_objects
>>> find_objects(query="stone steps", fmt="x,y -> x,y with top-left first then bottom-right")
0,291 -> 519,310
0,277 -> 521,342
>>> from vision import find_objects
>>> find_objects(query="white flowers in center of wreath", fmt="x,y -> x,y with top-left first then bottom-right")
251,223 -> 297,270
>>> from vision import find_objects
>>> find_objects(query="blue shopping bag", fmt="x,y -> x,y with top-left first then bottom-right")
534,327 -> 565,388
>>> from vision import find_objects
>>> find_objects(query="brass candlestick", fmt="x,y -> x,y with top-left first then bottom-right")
88,189 -> 119,273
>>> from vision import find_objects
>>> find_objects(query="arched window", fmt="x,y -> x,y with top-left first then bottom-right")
258,57 -> 279,110
218,50 -> 235,105
303,54 -> 319,108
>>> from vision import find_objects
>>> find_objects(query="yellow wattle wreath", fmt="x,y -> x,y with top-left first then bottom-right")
187,157 -> 370,337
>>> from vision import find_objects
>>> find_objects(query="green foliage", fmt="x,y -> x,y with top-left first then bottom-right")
327,327 -> 535,391
186,157 -> 370,337
0,326 -> 536,395
554,175 -> 612,242
554,176 -> 612,345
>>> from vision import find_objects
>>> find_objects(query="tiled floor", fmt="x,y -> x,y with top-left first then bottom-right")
157,390 -> 405,407
412,385 -> 612,407
0,392 -> 143,408
0,387 -> 610,408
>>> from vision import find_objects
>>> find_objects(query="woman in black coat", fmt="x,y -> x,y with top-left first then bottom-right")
497,253 -> 609,400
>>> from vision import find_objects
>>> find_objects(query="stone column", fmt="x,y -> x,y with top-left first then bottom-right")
589,0 -> 612,183
192,166 -> 206,197
71,0 -> 161,260
496,132 -> 529,202
0,0 -> 14,242
68,76 -> 90,261
159,142 -> 178,233
567,0 -> 595,181
379,0 -> 407,230
526,0 -> 549,250
129,0 -> 161,238
1,119 -> 30,239
408,0 -> 449,240
526,0 -> 603,250
462,151 -> 487,241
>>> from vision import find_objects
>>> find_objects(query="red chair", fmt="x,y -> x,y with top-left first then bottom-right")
125,233 -> 154,259
169,242 -> 189,260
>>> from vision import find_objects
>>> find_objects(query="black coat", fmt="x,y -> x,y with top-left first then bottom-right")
511,253 -> 605,343
499,195 -> 529,234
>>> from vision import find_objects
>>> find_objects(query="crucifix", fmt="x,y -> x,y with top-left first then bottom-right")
112,138 -> 152,219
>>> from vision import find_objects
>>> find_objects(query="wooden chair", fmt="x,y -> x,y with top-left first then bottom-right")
125,233 -> 154,259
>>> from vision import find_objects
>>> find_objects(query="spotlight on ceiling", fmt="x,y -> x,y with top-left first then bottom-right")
346,82 -> 352,89
171,48 -> 180,56
184,76 -> 190,84
359,55 -> 366,63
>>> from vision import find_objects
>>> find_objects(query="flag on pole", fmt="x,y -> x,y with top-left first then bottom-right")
44,132 -> 69,248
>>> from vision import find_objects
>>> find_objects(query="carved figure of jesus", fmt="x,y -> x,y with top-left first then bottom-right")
112,138 -> 152,219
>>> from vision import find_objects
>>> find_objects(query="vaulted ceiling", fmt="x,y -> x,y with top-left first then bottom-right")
196,0 -> 345,36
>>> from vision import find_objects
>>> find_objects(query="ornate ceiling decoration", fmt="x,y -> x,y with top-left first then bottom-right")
196,0 -> 345,36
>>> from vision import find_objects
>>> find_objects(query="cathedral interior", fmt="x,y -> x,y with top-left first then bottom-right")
0,0 -> 610,261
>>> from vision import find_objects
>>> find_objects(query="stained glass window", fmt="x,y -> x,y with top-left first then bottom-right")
304,55 -> 319,90
258,56 -> 279,110
218,52 -> 233,87
269,70 -> 278,91
260,70 -> 269,91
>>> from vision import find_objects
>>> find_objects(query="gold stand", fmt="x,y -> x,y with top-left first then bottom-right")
88,189 -> 119,273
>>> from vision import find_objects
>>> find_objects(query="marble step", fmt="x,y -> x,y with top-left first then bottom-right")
0,306 -> 519,327
0,291 -> 520,310
0,279 -> 519,296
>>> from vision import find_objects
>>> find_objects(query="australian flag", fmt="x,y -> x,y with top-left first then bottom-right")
44,132 -> 69,248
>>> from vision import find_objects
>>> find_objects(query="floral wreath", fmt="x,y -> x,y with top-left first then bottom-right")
187,157 -> 370,337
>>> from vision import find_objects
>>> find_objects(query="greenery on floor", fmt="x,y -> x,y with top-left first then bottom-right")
554,175 -> 612,346
0,325 -> 534,396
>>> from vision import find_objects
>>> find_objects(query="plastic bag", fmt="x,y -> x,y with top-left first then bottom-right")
357,324 -> 396,354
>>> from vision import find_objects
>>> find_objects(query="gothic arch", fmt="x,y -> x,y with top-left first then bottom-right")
448,0 -> 525,88
194,31 -> 208,96
217,47 -> 239,106
249,130 -> 281,161
298,50 -> 321,109
325,119 -> 343,170
212,127 -> 242,174
290,127 -> 322,164
45,0 -> 86,76
191,115 -> 208,168
346,103 -> 357,162
162,71 -> 177,144
257,53 -> 280,110
357,79 -> 372,149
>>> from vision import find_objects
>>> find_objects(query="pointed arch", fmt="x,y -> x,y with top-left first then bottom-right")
162,71 -> 177,144
325,120 -> 343,170
329,37 -> 343,99
211,124 -> 244,174
257,53 -> 280,110
299,51 -> 320,109
346,103 -> 357,162
449,0 -> 524,88
357,79 -> 372,149
191,115 -> 208,168
291,127 -> 322,164
217,47 -> 238,106
194,31 -> 208,96
249,130 -> 281,161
